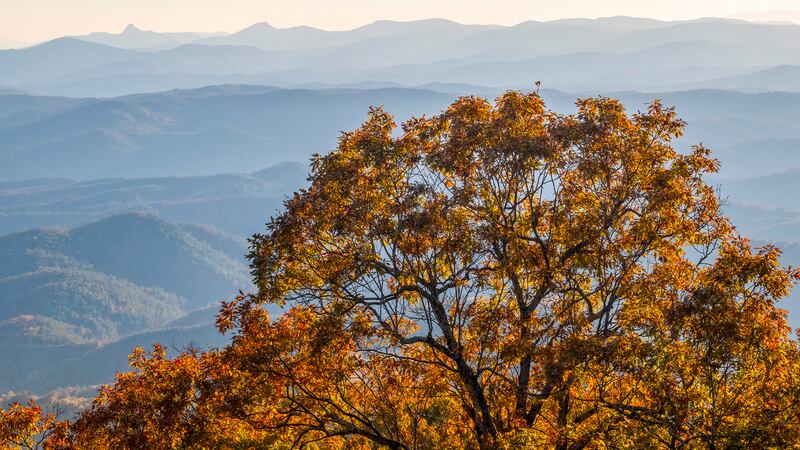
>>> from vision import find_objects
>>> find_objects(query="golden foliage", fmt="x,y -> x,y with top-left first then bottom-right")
5,91 -> 800,449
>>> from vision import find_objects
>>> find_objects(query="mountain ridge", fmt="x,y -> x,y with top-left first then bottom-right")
4,17 -> 800,96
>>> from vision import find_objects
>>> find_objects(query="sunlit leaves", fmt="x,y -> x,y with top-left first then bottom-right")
8,90 -> 800,449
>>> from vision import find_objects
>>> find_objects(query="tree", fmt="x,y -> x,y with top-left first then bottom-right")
237,91 -> 800,448
0,401 -> 68,450
64,345 -> 232,449
32,90 -> 800,449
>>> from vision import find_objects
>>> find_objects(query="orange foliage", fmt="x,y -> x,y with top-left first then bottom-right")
5,91 -> 800,449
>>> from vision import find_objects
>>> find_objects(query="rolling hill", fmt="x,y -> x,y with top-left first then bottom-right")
717,170 -> 800,212
0,213 -> 257,394
0,161 -> 307,236
684,65 -> 800,92
0,86 -> 457,180
0,213 -> 251,314
715,137 -> 800,179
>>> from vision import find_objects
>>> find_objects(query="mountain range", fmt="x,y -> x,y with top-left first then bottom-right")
4,17 -> 800,96
0,86 -> 456,180
77,24 -> 227,50
3,86 -> 800,182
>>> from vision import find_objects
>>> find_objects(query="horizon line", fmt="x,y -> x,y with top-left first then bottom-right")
4,13 -> 800,50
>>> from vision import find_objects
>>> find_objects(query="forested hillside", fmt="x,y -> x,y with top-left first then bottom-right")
0,213 -> 250,393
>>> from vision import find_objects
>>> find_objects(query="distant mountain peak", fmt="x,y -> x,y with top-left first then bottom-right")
123,23 -> 142,34
241,21 -> 275,31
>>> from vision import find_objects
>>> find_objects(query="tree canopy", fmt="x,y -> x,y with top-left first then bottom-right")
4,91 -> 800,449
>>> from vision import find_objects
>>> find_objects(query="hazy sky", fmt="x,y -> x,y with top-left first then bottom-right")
1,0 -> 799,46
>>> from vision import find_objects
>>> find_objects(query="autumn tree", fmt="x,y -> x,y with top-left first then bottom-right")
239,91 -> 800,448
0,401 -> 68,450
37,90 -> 800,449
64,345 -> 236,449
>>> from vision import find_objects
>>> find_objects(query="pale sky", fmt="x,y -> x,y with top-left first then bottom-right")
1,0 -> 799,47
